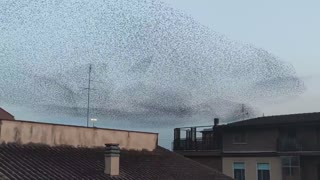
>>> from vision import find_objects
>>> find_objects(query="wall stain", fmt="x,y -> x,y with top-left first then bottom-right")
0,121 -> 2,139
13,127 -> 21,143
52,126 -> 56,145
41,129 -> 47,142
29,126 -> 33,139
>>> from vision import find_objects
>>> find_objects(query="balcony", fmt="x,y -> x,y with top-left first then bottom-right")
173,125 -> 222,152
277,138 -> 320,152
173,138 -> 221,151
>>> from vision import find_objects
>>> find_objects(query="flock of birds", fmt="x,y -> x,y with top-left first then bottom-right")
0,0 -> 305,126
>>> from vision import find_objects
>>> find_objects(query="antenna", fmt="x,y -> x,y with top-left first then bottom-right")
83,64 -> 103,127
86,64 -> 92,127
241,104 -> 249,120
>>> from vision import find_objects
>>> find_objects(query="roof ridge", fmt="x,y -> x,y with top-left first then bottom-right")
258,111 -> 320,118
228,111 -> 320,125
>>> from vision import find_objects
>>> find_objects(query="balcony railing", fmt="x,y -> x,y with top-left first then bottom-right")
277,138 -> 302,151
277,138 -> 320,152
173,138 -> 221,151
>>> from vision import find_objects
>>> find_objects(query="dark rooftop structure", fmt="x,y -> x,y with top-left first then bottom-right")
224,112 -> 320,128
173,112 -> 320,153
0,143 -> 232,180
173,112 -> 320,180
0,107 -> 15,120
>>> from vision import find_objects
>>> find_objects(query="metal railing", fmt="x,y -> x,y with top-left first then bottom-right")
173,138 -> 221,151
277,138 -> 320,152
278,138 -> 302,151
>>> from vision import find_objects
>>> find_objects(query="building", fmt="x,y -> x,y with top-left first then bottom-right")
173,112 -> 320,180
0,107 -> 15,120
173,118 -> 223,172
0,117 -> 232,179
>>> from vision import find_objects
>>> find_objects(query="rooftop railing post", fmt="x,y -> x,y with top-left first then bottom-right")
186,129 -> 191,150
190,127 -> 196,151
174,128 -> 181,150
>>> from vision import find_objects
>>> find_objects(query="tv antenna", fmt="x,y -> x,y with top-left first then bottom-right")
85,64 -> 92,127
241,104 -> 249,120
83,64 -> 106,127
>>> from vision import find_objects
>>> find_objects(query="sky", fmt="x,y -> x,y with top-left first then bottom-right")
160,0 -> 320,115
1,0 -> 319,149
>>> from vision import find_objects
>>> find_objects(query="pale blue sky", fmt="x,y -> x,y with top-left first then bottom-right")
161,0 -> 320,115
1,0 -> 319,149
2,0 -> 318,117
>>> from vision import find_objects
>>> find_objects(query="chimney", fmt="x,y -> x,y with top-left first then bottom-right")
214,118 -> 219,126
104,144 -> 120,176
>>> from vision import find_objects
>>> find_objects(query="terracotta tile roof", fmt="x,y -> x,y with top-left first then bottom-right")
225,112 -> 320,128
0,143 -> 232,180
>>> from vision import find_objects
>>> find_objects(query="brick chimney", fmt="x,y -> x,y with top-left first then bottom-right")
104,144 -> 120,176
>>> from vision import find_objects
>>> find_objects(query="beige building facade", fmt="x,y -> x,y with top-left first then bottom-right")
173,112 -> 320,180
0,119 -> 158,151
223,157 -> 282,180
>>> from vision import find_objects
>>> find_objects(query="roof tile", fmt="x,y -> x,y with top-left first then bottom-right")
0,143 -> 232,180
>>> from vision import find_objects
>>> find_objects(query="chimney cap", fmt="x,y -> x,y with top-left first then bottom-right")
214,118 -> 219,126
105,144 -> 120,157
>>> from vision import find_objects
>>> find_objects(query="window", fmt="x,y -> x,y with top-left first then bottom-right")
233,132 -> 247,144
287,128 -> 297,138
233,162 -> 245,180
257,163 -> 270,180
281,156 -> 300,177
